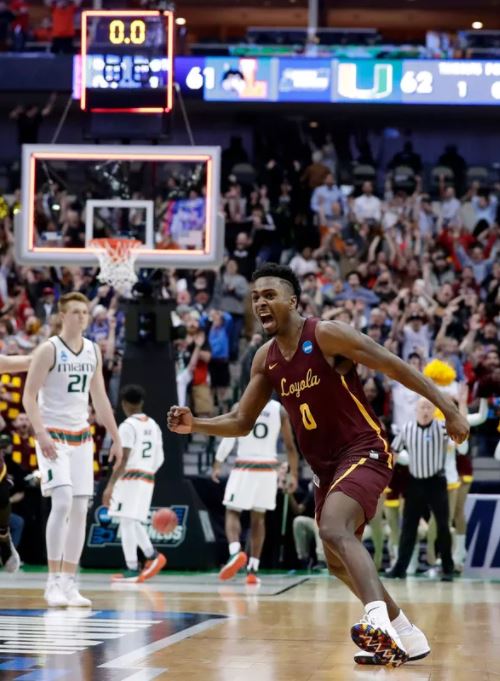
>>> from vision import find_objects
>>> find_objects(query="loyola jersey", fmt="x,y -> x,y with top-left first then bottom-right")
264,317 -> 390,484
39,336 -> 97,432
235,399 -> 282,462
119,414 -> 164,482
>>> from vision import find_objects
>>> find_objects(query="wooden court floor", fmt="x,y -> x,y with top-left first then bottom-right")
0,572 -> 499,681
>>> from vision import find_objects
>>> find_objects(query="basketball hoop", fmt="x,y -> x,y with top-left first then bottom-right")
90,238 -> 142,296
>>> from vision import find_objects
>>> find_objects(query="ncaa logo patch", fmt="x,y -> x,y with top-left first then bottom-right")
302,340 -> 313,354
61,351 -> 68,362
97,506 -> 112,526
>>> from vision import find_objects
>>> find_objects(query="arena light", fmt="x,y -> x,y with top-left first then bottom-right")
472,21 -> 484,29
175,17 -> 187,26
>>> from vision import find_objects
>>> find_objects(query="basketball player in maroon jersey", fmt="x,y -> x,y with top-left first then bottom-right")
168,263 -> 469,667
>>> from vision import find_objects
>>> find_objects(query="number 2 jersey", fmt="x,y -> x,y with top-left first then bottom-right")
38,336 -> 97,441
119,414 -> 164,481
263,317 -> 391,485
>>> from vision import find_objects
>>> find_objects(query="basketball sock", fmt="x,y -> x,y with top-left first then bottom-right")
364,600 -> 391,629
391,610 -> 413,635
248,557 -> 260,572
46,486 -> 72,563
120,518 -> 140,569
229,541 -> 241,556
135,521 -> 155,560
60,573 -> 75,587
63,496 -> 89,565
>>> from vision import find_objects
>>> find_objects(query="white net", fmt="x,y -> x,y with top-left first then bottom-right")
90,238 -> 142,296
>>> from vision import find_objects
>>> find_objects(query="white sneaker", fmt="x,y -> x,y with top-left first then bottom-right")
354,623 -> 430,665
62,578 -> 92,607
44,580 -> 69,608
351,614 -> 408,667
4,538 -> 20,574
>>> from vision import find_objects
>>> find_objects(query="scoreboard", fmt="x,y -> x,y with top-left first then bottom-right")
80,10 -> 174,114
175,56 -> 500,106
76,14 -> 500,110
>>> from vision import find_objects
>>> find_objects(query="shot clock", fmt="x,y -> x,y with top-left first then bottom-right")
107,19 -> 147,46
81,10 -> 174,114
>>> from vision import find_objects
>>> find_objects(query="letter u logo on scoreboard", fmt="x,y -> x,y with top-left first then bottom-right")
337,63 -> 393,100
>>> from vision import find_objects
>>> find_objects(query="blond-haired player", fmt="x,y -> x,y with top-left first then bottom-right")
23,292 -> 122,608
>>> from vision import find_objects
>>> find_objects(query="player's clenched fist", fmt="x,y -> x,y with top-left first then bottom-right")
444,410 -> 470,445
167,406 -> 193,434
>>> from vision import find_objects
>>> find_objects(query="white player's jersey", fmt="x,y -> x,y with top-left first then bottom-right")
119,414 -> 164,479
38,336 -> 97,431
235,399 -> 282,462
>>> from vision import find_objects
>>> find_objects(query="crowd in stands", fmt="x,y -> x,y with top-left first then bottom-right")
0,130 -> 498,569
0,0 -> 80,53
0,2 -> 499,58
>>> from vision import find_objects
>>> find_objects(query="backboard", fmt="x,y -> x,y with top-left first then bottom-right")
18,144 -> 224,269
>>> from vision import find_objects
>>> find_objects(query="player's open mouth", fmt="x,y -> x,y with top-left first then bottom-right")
259,313 -> 275,329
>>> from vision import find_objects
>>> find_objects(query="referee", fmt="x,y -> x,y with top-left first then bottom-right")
387,398 -> 454,581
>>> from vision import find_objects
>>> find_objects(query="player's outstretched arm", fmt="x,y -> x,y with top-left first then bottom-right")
280,407 -> 299,492
0,355 -> 31,373
22,342 -> 57,460
90,345 -> 122,466
168,345 -> 273,438
316,320 -> 470,444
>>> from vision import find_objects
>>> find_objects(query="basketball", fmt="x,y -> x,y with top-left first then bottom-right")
152,508 -> 178,535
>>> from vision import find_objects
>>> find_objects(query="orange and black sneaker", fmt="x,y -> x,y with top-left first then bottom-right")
245,569 -> 261,586
351,616 -> 409,668
139,552 -> 167,582
218,551 -> 248,581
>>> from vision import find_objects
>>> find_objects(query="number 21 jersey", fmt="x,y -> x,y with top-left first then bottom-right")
38,336 -> 97,431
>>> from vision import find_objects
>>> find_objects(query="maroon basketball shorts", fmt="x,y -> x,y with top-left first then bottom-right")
314,450 -> 393,527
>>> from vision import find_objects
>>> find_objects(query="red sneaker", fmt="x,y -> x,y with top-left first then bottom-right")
218,551 -> 248,581
245,570 -> 261,586
139,553 -> 167,582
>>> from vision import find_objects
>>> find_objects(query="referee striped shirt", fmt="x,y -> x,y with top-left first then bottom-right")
391,420 -> 448,479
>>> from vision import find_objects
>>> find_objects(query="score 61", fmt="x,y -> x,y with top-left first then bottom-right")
185,66 -> 216,91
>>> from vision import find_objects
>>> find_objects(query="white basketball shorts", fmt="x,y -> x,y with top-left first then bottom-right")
36,428 -> 94,498
108,473 -> 155,523
223,461 -> 278,512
